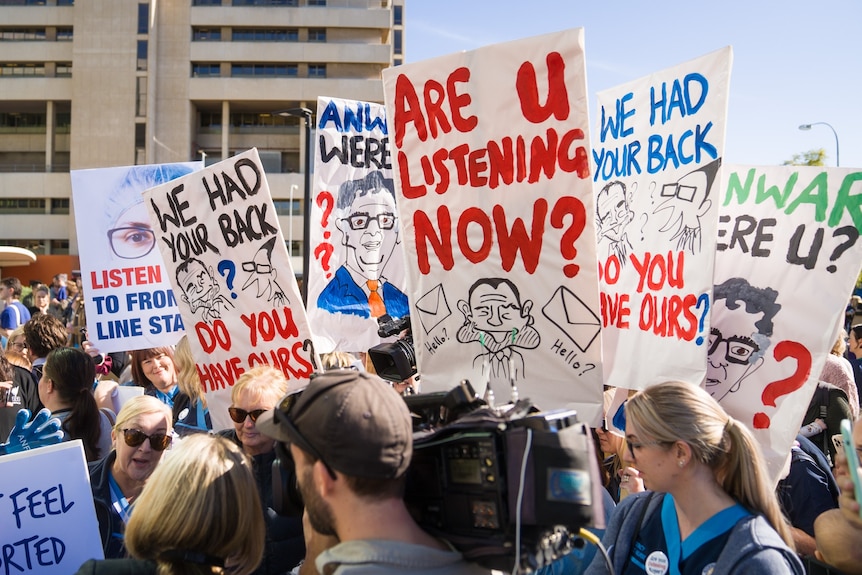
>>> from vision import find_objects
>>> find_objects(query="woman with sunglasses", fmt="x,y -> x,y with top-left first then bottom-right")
38,347 -> 113,461
76,434 -> 265,575
218,365 -> 305,574
585,381 -> 803,575
88,395 -> 173,559
129,347 -> 179,409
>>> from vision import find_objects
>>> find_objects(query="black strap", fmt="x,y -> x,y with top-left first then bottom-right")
620,492 -> 658,574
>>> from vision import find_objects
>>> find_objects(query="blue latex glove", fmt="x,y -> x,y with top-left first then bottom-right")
0,408 -> 65,455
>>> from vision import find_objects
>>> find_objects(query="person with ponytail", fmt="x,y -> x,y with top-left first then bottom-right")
585,381 -> 803,575
38,347 -> 113,461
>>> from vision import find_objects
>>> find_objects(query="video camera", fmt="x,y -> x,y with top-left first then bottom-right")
367,314 -> 416,382
272,378 -> 601,573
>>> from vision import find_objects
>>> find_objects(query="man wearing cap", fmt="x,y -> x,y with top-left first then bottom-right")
258,369 -> 488,575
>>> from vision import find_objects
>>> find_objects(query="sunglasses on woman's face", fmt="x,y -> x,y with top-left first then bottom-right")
228,407 -> 267,424
122,428 -> 172,451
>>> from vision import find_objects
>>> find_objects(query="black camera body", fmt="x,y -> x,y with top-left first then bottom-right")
367,314 -> 416,382
403,389 -> 600,572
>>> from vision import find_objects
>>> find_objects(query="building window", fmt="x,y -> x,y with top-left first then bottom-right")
393,4 -> 402,25
308,0 -> 326,5
0,240 -> 45,254
0,113 -> 46,129
308,64 -> 326,78
232,28 -> 297,41
232,0 -> 298,5
193,28 -> 222,41
137,40 -> 148,71
50,240 -> 70,255
0,199 -> 46,214
0,63 -> 45,77
308,28 -> 326,42
0,29 -> 46,41
393,58 -> 402,66
274,199 -> 301,216
285,240 -> 301,257
51,198 -> 70,214
56,0 -> 74,4
137,3 -> 149,35
55,62 -> 72,77
394,29 -> 402,55
231,63 -> 297,77
192,0 -> 222,5
192,63 -> 221,77
56,112 -> 71,130
136,77 -> 148,116
57,28 -> 73,41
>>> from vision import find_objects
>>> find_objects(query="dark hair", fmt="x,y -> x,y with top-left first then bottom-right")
336,170 -> 395,211
467,277 -> 523,306
130,347 -> 175,388
850,324 -> 862,342
23,314 -> 68,358
0,354 -> 13,381
713,277 -> 781,336
1,277 -> 23,298
43,347 -> 101,461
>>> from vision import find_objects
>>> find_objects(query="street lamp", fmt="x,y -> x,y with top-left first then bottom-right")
798,122 -> 840,167
275,107 -> 313,305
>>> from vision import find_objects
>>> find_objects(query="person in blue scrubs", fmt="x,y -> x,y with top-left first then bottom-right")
585,381 -> 803,575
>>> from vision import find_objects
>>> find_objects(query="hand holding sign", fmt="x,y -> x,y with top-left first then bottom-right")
0,409 -> 64,455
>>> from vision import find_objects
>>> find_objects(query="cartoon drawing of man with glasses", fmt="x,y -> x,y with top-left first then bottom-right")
241,237 -> 288,307
175,257 -> 234,323
706,277 -> 781,402
317,170 -> 408,320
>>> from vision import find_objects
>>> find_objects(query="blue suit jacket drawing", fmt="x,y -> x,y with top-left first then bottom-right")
318,265 -> 409,319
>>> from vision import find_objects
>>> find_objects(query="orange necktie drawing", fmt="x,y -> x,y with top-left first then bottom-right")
367,279 -> 386,318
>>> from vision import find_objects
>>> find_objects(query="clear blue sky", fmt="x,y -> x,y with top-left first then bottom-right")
404,0 -> 861,169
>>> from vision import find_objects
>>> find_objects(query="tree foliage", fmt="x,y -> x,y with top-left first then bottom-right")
783,148 -> 827,166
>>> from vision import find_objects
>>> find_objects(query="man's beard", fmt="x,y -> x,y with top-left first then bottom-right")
300,466 -> 338,536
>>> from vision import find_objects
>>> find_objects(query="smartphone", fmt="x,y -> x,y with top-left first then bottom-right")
840,418 -> 862,518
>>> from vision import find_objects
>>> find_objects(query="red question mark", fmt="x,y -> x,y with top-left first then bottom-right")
315,191 -> 336,278
753,340 -> 812,429
550,195 -> 586,278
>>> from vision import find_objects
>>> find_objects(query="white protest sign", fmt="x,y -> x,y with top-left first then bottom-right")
713,164 -> 862,480
594,47 -> 732,391
0,440 -> 104,573
143,148 -> 315,431
383,29 -> 602,420
71,163 -> 202,354
306,97 -> 408,354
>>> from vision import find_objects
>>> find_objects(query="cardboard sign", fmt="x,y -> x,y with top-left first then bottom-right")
383,29 -> 602,419
713,164 -> 862,479
594,47 -> 732,391
142,149 -> 316,430
71,163 -> 202,353
306,97 -> 408,353
0,441 -> 104,572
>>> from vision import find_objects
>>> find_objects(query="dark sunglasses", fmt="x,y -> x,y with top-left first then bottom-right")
228,407 -> 267,424
274,390 -> 338,480
122,428 -> 172,451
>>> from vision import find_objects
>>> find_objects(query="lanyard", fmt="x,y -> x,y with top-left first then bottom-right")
108,473 -> 132,526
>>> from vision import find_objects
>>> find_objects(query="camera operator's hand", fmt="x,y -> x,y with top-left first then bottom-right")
298,509 -> 339,575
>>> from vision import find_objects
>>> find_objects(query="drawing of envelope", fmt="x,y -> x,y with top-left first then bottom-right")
414,283 -> 451,334
541,286 -> 601,353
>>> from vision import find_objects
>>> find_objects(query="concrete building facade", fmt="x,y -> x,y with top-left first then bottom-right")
0,0 -> 404,277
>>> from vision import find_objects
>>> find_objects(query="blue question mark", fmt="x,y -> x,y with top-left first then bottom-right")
217,260 -> 238,299
695,293 -> 710,345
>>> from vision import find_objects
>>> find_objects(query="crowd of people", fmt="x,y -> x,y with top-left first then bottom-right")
2,272 -> 862,574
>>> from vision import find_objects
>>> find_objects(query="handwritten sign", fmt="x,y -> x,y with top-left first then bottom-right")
383,29 -> 602,419
142,149 -> 316,430
713,164 -> 862,480
0,441 -> 104,573
71,163 -> 202,353
593,47 -> 732,390
306,97 -> 408,353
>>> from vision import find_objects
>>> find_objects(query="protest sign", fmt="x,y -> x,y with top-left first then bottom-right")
306,96 -> 408,354
594,47 -> 732,391
71,163 -> 202,354
383,29 -> 602,419
713,164 -> 862,479
143,148 -> 315,430
0,440 -> 104,573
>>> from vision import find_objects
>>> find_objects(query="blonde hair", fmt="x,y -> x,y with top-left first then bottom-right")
231,365 -> 288,408
114,395 -> 173,440
125,435 -> 265,575
833,329 -> 848,356
4,326 -> 26,353
174,335 -> 206,406
320,351 -> 359,371
626,381 -> 794,549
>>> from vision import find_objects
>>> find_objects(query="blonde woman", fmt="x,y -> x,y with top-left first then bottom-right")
218,365 -> 304,574
76,434 -> 265,575
585,381 -> 803,575
171,335 -> 211,436
88,395 -> 173,558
